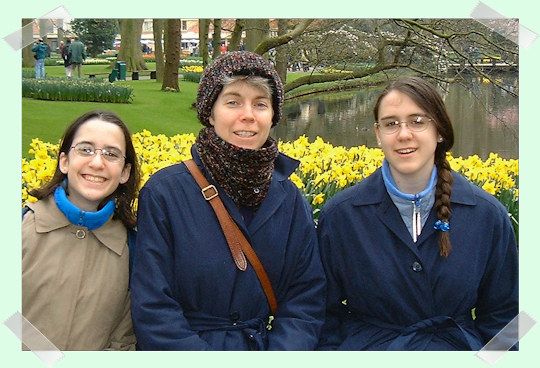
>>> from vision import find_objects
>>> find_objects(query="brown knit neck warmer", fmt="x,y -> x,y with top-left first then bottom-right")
195,127 -> 279,208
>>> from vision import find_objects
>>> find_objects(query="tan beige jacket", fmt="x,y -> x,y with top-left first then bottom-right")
22,195 -> 136,351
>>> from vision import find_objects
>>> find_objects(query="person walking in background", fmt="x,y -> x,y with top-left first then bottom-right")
69,36 -> 86,78
31,39 -> 48,79
317,76 -> 518,351
131,51 -> 326,350
22,110 -> 140,350
62,38 -> 72,77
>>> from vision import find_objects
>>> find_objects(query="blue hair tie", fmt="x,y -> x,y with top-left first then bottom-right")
434,220 -> 450,232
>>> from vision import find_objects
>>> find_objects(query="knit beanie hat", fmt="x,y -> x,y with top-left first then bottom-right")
196,51 -> 284,127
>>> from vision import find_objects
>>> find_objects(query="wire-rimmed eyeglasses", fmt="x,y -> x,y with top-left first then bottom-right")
70,142 -> 126,163
375,116 -> 433,135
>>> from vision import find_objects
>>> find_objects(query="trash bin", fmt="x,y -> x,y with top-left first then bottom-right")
116,61 -> 126,80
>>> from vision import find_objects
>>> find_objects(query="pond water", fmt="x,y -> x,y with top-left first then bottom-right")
272,76 -> 519,160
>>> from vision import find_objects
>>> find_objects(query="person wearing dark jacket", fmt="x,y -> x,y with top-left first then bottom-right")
317,77 -> 518,351
31,39 -> 48,78
62,38 -> 72,77
131,51 -> 326,350
68,36 -> 86,78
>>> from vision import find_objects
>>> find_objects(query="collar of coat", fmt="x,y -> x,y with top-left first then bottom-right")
350,168 -> 478,247
351,168 -> 477,208
26,195 -> 127,256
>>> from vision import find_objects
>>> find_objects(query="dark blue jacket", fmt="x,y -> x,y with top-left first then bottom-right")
131,146 -> 326,350
317,168 -> 518,350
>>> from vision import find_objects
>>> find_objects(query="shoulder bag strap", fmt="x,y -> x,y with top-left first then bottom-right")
184,159 -> 278,314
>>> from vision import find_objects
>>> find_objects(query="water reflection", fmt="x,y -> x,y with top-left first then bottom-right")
273,76 -> 518,159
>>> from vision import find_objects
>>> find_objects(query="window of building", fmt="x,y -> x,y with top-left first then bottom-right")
143,21 -> 153,32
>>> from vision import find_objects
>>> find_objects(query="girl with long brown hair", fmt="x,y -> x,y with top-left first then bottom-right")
317,77 -> 518,350
22,110 -> 140,350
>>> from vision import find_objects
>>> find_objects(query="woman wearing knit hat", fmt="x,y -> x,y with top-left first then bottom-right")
131,51 -> 326,350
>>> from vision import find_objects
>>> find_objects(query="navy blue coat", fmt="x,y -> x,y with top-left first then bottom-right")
131,147 -> 326,350
317,168 -> 518,350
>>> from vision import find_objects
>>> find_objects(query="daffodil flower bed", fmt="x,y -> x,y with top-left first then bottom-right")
54,58 -> 111,66
181,66 -> 204,73
180,66 -> 204,83
179,59 -> 204,67
22,132 -> 519,239
22,77 -> 133,103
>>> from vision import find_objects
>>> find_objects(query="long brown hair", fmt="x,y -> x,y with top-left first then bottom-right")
374,77 -> 455,257
29,110 -> 140,229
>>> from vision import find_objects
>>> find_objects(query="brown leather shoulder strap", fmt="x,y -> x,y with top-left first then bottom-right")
184,159 -> 278,314
184,159 -> 247,271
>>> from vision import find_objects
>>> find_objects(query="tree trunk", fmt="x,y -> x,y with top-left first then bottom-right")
228,19 -> 245,51
57,19 -> 64,47
212,19 -> 222,59
117,19 -> 147,71
199,19 -> 210,67
275,19 -> 288,84
162,19 -> 181,92
22,19 -> 34,68
245,19 -> 269,53
153,19 -> 165,82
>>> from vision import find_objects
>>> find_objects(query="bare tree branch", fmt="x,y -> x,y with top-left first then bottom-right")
253,19 -> 314,55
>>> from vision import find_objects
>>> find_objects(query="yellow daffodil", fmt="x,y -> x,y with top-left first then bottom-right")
21,134 -> 518,234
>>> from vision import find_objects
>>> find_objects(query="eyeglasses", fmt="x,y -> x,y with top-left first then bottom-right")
376,116 -> 433,135
70,142 -> 126,163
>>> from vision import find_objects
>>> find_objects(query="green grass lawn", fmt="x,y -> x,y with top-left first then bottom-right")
22,64 -> 201,158
22,64 -> 331,158
22,64 -> 321,157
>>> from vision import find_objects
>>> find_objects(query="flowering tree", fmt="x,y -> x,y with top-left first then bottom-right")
281,19 -> 518,96
219,19 -> 517,98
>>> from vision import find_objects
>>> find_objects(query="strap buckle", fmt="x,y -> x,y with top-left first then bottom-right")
202,185 -> 219,201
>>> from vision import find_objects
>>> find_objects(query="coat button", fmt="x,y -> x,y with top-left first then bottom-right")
229,311 -> 240,322
412,261 -> 423,272
75,229 -> 86,239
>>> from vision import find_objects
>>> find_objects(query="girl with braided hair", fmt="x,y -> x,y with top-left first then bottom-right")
317,76 -> 518,350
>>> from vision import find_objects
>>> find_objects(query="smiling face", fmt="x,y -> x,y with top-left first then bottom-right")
59,118 -> 131,212
375,90 -> 440,193
209,80 -> 274,150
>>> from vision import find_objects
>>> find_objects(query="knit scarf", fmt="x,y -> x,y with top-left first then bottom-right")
195,127 -> 279,208
54,185 -> 115,230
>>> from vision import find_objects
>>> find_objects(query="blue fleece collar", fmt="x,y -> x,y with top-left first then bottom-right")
381,159 -> 437,204
54,185 -> 115,230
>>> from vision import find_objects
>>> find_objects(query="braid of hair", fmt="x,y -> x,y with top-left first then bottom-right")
434,149 -> 453,257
